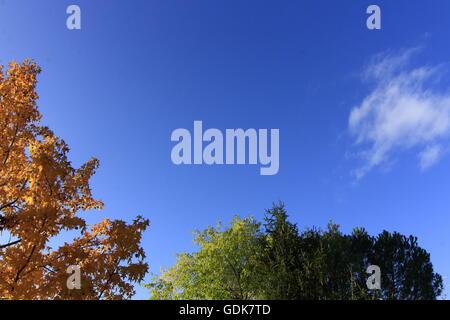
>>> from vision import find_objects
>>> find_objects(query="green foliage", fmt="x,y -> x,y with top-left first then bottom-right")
147,203 -> 443,300
368,231 -> 443,299
146,216 -> 263,299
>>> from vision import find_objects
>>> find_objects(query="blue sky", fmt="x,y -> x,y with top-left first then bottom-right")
1,0 -> 450,299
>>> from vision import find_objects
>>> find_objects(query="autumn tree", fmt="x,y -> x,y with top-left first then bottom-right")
0,60 -> 149,299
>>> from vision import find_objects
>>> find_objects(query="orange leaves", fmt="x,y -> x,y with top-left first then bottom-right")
0,61 -> 149,299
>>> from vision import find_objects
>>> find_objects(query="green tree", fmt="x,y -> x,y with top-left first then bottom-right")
147,204 -> 443,300
147,216 -> 263,299
368,231 -> 443,299
258,204 -> 371,299
257,203 -> 303,299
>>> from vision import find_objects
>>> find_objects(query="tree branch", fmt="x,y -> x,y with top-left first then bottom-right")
0,239 -> 21,249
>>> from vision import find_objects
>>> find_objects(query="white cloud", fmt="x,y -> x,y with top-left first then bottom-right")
419,144 -> 441,171
349,48 -> 450,178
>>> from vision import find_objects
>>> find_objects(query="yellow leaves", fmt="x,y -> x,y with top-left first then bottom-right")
0,60 -> 149,299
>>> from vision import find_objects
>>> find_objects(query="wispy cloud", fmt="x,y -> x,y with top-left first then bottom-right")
349,48 -> 450,179
419,144 -> 441,171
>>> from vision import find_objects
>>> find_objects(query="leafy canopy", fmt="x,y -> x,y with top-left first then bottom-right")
147,216 -> 263,300
148,203 -> 443,300
0,61 -> 149,299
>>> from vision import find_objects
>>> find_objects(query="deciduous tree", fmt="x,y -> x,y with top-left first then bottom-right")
147,217 -> 263,299
0,60 -> 149,299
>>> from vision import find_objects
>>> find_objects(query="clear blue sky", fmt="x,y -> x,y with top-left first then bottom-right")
1,0 -> 449,299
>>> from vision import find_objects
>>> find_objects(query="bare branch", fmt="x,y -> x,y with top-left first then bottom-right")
0,239 -> 21,249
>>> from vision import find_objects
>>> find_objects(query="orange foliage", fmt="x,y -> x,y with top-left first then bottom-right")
0,60 -> 149,299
